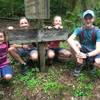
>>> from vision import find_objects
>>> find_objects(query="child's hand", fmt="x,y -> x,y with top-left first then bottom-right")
7,26 -> 14,30
76,52 -> 87,59
47,26 -> 53,29
22,45 -> 30,49
54,25 -> 63,29
11,44 -> 17,48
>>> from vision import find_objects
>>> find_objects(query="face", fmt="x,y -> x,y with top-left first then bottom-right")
83,15 -> 95,27
0,32 -> 4,44
19,18 -> 30,29
53,16 -> 62,26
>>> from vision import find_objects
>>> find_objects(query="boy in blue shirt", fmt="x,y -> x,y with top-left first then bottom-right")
68,10 -> 100,76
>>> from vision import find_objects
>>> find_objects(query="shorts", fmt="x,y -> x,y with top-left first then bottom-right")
47,47 -> 63,53
81,46 -> 100,63
18,47 -> 37,57
0,65 -> 13,78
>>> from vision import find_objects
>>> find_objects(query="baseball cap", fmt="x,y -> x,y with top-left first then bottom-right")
83,10 -> 95,19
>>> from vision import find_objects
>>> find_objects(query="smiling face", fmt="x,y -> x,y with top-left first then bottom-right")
53,16 -> 62,28
0,32 -> 5,44
19,17 -> 30,29
84,18 -> 94,26
83,14 -> 95,27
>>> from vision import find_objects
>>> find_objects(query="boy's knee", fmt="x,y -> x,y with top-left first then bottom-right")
95,58 -> 100,68
47,50 -> 55,59
4,74 -> 12,80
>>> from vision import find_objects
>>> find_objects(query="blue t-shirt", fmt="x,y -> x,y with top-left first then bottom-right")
73,27 -> 100,49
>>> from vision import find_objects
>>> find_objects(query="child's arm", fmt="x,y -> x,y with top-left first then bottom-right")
11,44 -> 30,49
11,44 -> 23,48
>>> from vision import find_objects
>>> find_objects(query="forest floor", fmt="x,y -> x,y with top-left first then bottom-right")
0,58 -> 100,100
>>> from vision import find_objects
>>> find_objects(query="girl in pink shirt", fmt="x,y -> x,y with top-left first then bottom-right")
0,31 -> 12,80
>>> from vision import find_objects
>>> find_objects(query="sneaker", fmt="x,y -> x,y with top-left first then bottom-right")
20,63 -> 28,75
73,64 -> 84,77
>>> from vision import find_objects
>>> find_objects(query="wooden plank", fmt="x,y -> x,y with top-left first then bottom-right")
38,42 -> 46,72
24,0 -> 50,19
6,28 -> 39,44
39,29 -> 68,42
6,29 -> 68,44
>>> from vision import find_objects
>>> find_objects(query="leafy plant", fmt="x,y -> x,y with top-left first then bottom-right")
72,73 -> 94,97
27,78 -> 40,89
43,81 -> 63,93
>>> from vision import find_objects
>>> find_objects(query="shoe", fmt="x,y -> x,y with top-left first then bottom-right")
47,59 -> 53,65
73,64 -> 84,77
20,63 -> 28,75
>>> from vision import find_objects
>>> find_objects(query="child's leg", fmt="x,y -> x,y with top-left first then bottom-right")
2,65 -> 13,80
47,49 -> 55,59
30,49 -> 38,61
94,54 -> 100,68
8,47 -> 25,64
58,49 -> 71,58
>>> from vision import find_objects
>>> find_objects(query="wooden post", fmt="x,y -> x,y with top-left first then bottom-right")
38,42 -> 46,72
37,19 -> 46,72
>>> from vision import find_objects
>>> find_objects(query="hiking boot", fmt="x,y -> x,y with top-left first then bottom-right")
20,63 -> 28,75
73,64 -> 84,77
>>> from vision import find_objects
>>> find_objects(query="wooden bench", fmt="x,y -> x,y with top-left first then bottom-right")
6,28 -> 68,72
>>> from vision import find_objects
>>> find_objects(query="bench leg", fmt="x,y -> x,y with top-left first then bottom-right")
38,42 -> 46,72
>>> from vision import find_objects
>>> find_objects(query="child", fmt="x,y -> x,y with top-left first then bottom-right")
8,17 -> 38,74
47,16 -> 71,63
0,31 -> 12,80
68,10 -> 100,76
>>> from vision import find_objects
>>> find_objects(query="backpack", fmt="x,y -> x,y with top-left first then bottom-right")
79,26 -> 98,44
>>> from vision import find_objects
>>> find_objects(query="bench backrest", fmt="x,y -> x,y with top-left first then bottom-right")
6,28 -> 38,44
6,28 -> 68,44
39,29 -> 68,42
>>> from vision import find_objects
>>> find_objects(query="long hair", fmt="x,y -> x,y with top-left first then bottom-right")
0,31 -> 7,42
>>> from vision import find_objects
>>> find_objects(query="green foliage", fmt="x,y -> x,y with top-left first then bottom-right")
16,69 -> 41,90
27,78 -> 40,89
60,42 -> 69,49
63,59 -> 76,70
47,67 -> 61,81
0,0 -> 24,18
43,81 -> 63,93
3,59 -> 100,99
72,73 -> 94,97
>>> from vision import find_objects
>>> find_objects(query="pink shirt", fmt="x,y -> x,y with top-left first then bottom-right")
0,42 -> 9,68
